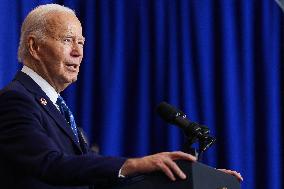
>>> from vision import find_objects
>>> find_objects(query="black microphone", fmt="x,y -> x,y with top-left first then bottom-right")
156,102 -> 205,139
156,101 -> 216,156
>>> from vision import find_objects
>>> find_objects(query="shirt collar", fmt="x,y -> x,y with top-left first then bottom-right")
21,65 -> 59,105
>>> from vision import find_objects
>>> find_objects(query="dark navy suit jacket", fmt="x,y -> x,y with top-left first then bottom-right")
0,71 -> 126,189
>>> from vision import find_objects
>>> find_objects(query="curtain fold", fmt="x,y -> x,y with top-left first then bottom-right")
0,1 -> 283,189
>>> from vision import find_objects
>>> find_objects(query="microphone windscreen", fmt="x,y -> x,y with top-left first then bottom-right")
156,102 -> 178,123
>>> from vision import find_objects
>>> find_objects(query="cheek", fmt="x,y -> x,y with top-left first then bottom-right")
41,47 -> 63,63
58,47 -> 70,59
62,47 -> 75,58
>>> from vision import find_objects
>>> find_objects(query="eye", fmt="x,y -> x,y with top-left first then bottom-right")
63,38 -> 72,43
78,40 -> 85,47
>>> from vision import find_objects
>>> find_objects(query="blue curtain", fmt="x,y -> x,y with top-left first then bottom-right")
0,1 -> 283,189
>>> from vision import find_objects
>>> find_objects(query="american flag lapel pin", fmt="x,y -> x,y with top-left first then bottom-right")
40,98 -> 47,106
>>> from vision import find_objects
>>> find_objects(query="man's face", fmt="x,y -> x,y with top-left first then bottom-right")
34,12 -> 85,92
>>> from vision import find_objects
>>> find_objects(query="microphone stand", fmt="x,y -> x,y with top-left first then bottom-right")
183,131 -> 216,162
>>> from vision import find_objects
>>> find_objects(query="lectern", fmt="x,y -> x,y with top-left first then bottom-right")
110,161 -> 241,189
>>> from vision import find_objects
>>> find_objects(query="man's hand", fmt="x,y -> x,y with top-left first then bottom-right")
120,151 -> 197,181
218,169 -> 243,182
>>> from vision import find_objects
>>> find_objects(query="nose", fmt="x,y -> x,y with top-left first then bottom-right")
70,42 -> 83,58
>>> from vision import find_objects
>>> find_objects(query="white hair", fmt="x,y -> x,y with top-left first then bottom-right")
18,4 -> 76,62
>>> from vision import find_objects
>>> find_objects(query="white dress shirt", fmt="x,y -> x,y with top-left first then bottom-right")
21,65 -> 125,177
21,65 -> 60,108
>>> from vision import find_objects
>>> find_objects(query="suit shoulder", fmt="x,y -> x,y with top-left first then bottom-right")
0,80 -> 33,100
0,81 -> 43,127
0,81 -> 36,110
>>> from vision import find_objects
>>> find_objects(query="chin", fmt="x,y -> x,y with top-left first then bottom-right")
70,76 -> 78,83
65,73 -> 78,82
71,78 -> 78,83
61,77 -> 78,88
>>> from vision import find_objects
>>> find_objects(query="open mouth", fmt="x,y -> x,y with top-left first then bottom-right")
65,63 -> 78,72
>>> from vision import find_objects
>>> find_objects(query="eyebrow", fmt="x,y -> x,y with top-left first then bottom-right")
63,35 -> 85,41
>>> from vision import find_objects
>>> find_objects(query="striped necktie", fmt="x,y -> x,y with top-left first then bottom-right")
56,96 -> 79,143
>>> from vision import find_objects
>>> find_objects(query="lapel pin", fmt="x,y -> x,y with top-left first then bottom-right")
40,98 -> 47,106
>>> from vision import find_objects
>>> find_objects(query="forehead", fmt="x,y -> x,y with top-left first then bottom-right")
45,12 -> 83,37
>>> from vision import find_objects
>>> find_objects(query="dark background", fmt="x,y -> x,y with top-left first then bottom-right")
0,1 -> 283,189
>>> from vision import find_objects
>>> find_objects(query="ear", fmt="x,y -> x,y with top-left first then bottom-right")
27,35 -> 41,61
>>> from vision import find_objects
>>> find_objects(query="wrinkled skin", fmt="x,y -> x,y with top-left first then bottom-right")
25,11 -> 85,92
24,11 -> 243,183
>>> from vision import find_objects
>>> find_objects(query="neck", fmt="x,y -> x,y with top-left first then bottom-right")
23,61 -> 67,93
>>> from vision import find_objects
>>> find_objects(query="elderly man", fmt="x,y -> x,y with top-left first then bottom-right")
0,4 -> 241,189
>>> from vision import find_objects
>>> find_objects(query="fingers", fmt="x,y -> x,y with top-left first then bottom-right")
164,158 -> 186,180
169,151 -> 197,161
154,152 -> 191,181
158,161 -> 176,181
218,169 -> 243,182
125,151 -> 195,181
123,152 -> 243,184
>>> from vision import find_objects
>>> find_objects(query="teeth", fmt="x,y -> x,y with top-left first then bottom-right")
67,65 -> 76,68
66,64 -> 77,71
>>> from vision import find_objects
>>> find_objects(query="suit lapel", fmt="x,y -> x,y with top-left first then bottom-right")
36,94 -> 82,152
14,71 -> 82,153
